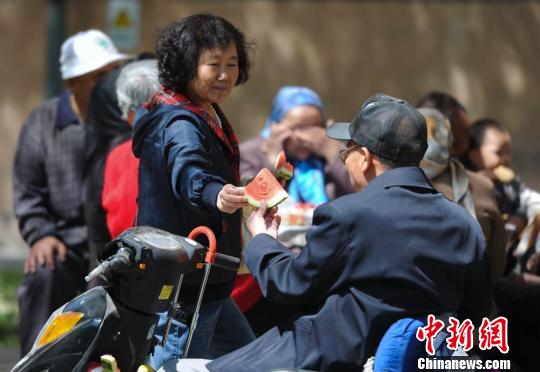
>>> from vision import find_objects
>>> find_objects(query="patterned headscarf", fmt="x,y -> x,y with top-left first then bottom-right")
419,108 -> 476,218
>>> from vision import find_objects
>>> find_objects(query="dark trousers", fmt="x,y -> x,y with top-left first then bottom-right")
17,248 -> 88,356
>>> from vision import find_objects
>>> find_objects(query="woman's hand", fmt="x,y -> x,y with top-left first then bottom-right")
217,184 -> 248,214
246,203 -> 281,238
263,124 -> 293,165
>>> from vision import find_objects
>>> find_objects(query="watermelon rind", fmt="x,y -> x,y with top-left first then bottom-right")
274,151 -> 286,170
247,189 -> 288,208
274,151 -> 294,181
275,166 -> 293,181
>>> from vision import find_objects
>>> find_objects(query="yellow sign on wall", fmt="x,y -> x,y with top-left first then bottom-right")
107,0 -> 140,50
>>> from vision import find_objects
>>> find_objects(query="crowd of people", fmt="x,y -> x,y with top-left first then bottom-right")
12,13 -> 540,372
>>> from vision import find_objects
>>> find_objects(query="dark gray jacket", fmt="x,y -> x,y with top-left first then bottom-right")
13,91 -> 89,248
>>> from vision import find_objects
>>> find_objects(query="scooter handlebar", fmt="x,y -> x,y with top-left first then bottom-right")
213,252 -> 241,271
187,226 -> 240,271
85,247 -> 134,282
188,226 -> 217,264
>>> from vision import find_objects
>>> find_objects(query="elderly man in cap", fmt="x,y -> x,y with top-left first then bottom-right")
170,94 -> 493,372
13,29 -> 127,355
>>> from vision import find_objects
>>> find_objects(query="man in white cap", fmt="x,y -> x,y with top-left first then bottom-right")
12,29 -> 127,356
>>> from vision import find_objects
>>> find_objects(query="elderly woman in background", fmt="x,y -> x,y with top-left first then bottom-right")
131,14 -> 255,368
101,59 -> 161,240
418,108 -> 506,284
417,91 -> 471,165
241,86 -> 354,202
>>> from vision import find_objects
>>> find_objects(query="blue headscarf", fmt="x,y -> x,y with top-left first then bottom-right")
262,86 -> 329,205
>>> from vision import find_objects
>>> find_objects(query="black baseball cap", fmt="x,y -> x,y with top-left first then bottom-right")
327,93 -> 428,165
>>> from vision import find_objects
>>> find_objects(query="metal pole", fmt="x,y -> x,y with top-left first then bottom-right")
162,274 -> 185,346
182,264 -> 212,358
45,0 -> 66,98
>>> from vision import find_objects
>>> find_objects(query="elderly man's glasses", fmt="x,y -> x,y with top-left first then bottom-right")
339,144 -> 360,164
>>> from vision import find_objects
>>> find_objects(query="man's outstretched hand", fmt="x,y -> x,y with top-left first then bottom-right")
24,236 -> 67,273
246,202 -> 281,239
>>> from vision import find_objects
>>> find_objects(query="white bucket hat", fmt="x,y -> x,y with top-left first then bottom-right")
60,29 -> 128,80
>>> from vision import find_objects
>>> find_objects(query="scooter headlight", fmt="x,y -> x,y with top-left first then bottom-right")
36,311 -> 84,347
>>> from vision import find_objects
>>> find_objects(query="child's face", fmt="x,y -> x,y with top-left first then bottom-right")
471,127 -> 512,174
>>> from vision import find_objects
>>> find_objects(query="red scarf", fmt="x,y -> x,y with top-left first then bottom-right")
144,87 -> 240,183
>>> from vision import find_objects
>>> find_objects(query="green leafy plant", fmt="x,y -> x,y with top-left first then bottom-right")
0,270 -> 22,347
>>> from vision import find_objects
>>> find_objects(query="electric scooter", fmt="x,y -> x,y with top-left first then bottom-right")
10,225 -> 240,372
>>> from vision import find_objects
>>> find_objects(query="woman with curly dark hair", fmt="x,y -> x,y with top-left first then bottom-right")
131,14 -> 255,369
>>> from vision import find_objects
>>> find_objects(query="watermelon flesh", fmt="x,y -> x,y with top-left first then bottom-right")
245,168 -> 288,208
274,151 -> 294,181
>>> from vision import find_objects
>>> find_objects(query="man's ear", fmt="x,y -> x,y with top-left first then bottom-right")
360,147 -> 373,173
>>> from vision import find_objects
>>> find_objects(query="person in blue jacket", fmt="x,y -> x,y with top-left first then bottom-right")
132,14 -> 255,368
170,94 -> 493,372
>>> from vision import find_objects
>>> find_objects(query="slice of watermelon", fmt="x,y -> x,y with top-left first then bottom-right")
245,168 -> 288,208
274,151 -> 294,181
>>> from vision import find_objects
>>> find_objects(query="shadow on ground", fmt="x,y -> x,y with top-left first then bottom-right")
0,347 -> 18,371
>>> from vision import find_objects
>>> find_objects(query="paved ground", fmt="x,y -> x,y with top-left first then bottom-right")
0,347 -> 18,371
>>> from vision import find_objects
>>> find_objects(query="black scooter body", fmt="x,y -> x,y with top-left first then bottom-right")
12,287 -> 157,372
11,226 -> 219,372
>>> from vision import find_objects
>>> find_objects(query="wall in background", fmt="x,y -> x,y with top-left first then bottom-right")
0,0 -> 47,255
2,0 -> 539,253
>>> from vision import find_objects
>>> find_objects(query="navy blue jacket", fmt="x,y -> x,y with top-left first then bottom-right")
132,104 -> 241,303
209,167 -> 491,371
